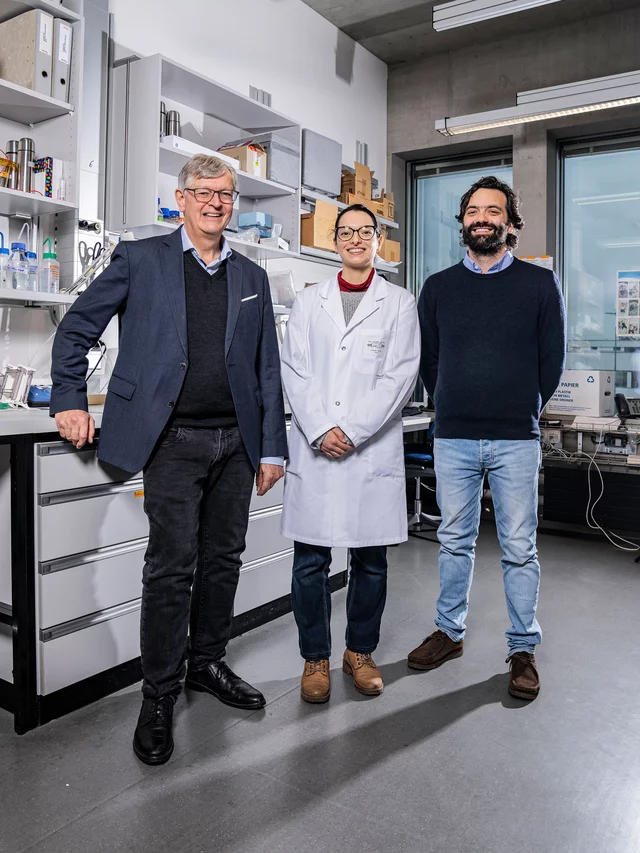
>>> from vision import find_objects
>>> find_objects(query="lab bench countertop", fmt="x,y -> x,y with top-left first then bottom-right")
0,407 -> 432,440
0,407 -> 105,438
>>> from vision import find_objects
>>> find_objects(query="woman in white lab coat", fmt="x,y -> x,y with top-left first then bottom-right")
281,203 -> 420,704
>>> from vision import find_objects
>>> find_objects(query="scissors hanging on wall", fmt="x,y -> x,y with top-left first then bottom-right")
79,240 -> 104,274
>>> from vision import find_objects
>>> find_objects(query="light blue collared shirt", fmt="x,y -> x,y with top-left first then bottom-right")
463,249 -> 514,274
181,225 -> 232,274
180,226 -> 283,469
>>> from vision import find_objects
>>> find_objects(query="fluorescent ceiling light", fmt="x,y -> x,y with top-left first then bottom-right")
436,70 -> 640,136
603,241 -> 640,249
433,0 -> 562,31
574,192 -> 640,206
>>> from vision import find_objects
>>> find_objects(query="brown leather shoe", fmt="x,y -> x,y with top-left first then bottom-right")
301,660 -> 330,704
342,650 -> 384,696
407,630 -> 464,670
507,652 -> 540,700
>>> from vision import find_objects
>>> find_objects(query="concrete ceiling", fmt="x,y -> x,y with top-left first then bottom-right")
302,0 -> 640,65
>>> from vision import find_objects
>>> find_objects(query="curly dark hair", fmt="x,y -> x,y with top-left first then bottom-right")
334,203 -> 380,234
456,175 -> 524,250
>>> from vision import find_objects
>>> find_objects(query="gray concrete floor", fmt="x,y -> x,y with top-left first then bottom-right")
2,528 -> 640,853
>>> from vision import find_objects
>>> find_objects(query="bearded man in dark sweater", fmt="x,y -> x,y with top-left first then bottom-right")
407,176 -> 566,701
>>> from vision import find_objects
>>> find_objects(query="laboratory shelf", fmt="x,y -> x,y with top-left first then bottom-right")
159,137 -> 296,199
300,245 -> 400,274
301,187 -> 399,230
0,187 -> 76,217
0,78 -> 73,125
0,0 -> 82,25
0,287 -> 76,306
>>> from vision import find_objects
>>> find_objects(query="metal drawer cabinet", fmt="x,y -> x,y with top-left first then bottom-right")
39,539 -> 146,629
36,441 -> 140,494
234,549 -> 294,616
242,507 -> 290,565
37,481 -> 149,563
38,601 -> 141,695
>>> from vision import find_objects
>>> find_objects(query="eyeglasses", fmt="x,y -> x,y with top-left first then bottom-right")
184,187 -> 238,205
335,225 -> 379,242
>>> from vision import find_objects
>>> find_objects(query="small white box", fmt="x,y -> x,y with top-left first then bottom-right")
546,370 -> 615,417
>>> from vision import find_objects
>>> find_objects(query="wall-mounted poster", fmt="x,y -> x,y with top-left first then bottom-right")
617,271 -> 640,339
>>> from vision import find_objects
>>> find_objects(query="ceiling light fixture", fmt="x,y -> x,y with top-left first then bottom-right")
432,0 -> 563,32
574,192 -> 640,206
436,70 -> 640,136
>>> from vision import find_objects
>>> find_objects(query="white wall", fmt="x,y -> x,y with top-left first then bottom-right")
109,0 -> 388,184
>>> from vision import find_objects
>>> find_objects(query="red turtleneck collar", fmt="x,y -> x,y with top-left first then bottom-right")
338,268 -> 375,293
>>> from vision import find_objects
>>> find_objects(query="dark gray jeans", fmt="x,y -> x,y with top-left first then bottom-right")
140,426 -> 255,699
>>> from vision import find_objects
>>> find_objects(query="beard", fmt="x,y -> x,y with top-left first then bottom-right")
462,221 -> 509,256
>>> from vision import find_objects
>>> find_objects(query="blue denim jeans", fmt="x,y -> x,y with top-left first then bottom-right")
291,542 -> 388,661
433,438 -> 542,656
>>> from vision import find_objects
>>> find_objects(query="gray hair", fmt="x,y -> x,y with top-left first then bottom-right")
178,154 -> 237,192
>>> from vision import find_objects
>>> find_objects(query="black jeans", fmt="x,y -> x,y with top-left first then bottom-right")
291,541 -> 388,661
140,426 -> 255,699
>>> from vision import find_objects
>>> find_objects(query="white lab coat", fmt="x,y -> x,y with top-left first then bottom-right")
280,273 -> 420,548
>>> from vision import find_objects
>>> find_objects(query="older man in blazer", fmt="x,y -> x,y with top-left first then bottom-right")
50,154 -> 287,765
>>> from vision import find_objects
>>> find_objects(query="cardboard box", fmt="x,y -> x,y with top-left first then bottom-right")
341,163 -> 373,200
300,198 -> 338,252
374,189 -> 395,221
338,192 -> 387,221
217,143 -> 266,178
378,239 -> 401,264
546,370 -> 615,417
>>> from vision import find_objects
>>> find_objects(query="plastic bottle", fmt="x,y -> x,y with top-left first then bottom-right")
39,251 -> 60,293
8,242 -> 28,291
170,210 -> 181,224
0,247 -> 8,288
25,251 -> 38,291
157,198 -> 164,222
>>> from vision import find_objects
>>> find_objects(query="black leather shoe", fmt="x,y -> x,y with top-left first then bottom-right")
185,661 -> 266,710
132,697 -> 175,765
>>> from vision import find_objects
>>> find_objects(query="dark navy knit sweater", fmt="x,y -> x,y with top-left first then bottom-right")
418,258 -> 566,440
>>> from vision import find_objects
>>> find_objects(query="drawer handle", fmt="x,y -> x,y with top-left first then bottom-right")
40,598 -> 141,642
39,479 -> 144,507
39,537 -> 148,575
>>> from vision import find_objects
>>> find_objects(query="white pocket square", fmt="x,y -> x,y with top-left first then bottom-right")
241,294 -> 258,302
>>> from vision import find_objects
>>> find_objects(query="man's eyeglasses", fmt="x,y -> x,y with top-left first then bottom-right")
335,225 -> 379,242
184,187 -> 239,205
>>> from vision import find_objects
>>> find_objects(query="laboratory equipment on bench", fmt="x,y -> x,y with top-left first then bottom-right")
0,365 -> 35,407
27,385 -> 52,407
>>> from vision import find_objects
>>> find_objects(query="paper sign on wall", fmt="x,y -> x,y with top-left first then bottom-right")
616,271 -> 640,339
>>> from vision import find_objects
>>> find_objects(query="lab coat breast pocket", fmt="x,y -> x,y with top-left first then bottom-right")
353,328 -> 391,376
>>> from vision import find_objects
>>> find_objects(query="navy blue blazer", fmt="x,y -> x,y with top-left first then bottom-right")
50,227 -> 288,473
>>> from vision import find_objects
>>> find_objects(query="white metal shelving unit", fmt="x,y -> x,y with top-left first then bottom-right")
108,54 -> 302,259
300,245 -> 401,275
0,287 -> 75,306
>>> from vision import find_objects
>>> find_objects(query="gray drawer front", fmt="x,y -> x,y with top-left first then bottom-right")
37,483 -> 149,562
234,549 -> 294,616
36,441 -> 140,494
242,507 -> 290,564
38,604 -> 141,695
39,541 -> 146,629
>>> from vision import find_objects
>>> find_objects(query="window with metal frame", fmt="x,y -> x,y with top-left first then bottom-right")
560,135 -> 640,398
408,152 -> 513,297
